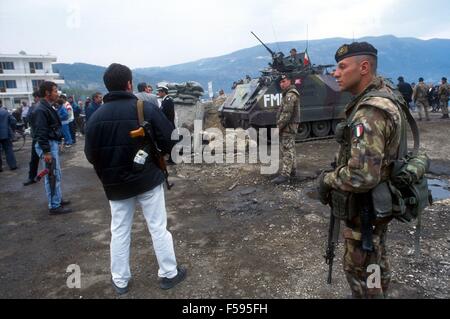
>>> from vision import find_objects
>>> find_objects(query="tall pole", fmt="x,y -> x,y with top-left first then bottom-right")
306,24 -> 309,51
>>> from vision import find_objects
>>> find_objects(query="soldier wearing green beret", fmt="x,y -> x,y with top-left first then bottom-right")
271,74 -> 300,184
317,42 -> 407,298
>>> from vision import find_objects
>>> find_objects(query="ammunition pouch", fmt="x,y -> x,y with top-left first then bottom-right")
371,182 -> 393,219
331,190 -> 356,220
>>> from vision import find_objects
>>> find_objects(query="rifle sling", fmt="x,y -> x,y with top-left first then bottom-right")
137,100 -> 145,126
349,91 -> 420,159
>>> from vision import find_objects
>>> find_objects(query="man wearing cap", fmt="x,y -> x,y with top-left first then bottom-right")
157,86 -> 176,165
135,82 -> 159,106
271,74 -> 300,184
317,42 -> 406,298
412,77 -> 430,121
438,77 -> 449,119
157,86 -> 175,127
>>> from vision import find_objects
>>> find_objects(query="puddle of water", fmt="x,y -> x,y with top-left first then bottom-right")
307,190 -> 319,200
428,179 -> 450,201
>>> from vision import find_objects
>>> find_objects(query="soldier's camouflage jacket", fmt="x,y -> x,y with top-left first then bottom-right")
276,85 -> 300,134
438,83 -> 449,101
324,77 -> 403,193
413,82 -> 429,102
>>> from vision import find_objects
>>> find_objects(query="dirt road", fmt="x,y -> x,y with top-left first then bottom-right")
1,111 -> 449,299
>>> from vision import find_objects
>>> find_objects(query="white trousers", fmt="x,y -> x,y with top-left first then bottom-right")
109,184 -> 178,288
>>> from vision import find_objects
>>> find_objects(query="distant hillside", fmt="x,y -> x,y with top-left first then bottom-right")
54,35 -> 450,96
52,63 -> 149,93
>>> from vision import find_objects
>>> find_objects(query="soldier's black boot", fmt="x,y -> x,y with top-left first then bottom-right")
290,169 -> 297,178
441,114 -> 449,119
271,175 -> 289,185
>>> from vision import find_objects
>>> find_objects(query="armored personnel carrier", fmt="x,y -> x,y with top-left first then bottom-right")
219,32 -> 352,141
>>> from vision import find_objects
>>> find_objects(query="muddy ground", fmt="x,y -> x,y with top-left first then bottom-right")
1,110 -> 449,299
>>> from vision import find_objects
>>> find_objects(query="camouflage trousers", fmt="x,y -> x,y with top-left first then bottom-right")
279,133 -> 296,177
415,99 -> 430,120
440,99 -> 449,115
343,224 -> 391,299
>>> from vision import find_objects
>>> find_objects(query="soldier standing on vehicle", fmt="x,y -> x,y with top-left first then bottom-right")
317,42 -> 405,298
289,48 -> 302,66
271,74 -> 300,185
412,77 -> 430,121
438,77 -> 449,119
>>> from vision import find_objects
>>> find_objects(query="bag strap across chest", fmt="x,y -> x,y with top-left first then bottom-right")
347,90 -> 420,158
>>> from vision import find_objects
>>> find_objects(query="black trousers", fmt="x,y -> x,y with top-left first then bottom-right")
28,140 -> 40,180
69,121 -> 76,143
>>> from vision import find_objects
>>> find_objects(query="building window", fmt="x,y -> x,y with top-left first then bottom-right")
32,80 -> 45,91
29,62 -> 44,71
0,62 -> 15,70
0,80 -> 17,89
6,80 -> 17,89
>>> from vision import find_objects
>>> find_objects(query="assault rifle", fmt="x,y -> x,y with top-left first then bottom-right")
130,121 -> 173,190
323,162 -> 340,284
325,206 -> 340,284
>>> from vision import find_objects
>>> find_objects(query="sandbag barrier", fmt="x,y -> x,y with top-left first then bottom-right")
160,81 -> 205,106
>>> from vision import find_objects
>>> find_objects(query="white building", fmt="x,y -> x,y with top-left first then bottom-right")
0,52 -> 65,110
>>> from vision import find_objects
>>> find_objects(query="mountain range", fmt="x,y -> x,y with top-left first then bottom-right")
53,35 -> 450,95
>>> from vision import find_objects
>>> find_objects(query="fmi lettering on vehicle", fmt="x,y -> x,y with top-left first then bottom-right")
263,93 -> 282,108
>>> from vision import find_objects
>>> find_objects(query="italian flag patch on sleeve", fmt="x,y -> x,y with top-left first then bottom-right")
353,124 -> 364,138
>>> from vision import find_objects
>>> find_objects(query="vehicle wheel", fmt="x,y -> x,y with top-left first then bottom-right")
296,122 -> 311,140
312,121 -> 331,137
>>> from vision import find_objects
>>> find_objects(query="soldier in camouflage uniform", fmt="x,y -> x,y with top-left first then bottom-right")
438,77 -> 449,119
271,74 -> 300,184
412,78 -> 430,121
317,42 -> 405,298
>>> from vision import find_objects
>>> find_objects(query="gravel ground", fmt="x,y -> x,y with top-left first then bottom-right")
0,111 -> 449,299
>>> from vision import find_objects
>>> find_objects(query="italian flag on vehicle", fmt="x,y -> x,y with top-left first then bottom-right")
354,124 -> 364,138
304,50 -> 310,66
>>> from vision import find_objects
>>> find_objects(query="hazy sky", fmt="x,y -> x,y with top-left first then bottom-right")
1,0 -> 449,68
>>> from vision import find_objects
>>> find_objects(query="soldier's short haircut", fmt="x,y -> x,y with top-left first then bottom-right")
32,90 -> 39,98
356,55 -> 377,74
103,63 -> 132,92
39,81 -> 57,98
92,92 -> 102,100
